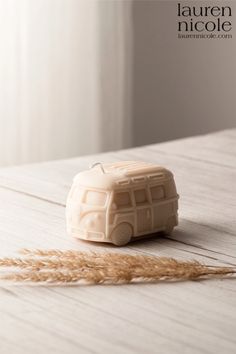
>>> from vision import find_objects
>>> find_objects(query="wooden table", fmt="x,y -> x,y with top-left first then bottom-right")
0,129 -> 235,354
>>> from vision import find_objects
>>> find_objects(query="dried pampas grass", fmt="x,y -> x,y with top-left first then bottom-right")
0,249 -> 235,285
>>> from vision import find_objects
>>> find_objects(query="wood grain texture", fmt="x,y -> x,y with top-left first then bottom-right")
0,129 -> 235,354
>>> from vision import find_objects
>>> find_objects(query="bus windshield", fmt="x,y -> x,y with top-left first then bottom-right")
84,190 -> 107,207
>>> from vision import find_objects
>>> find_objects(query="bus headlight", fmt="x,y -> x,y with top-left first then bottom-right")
80,213 -> 105,232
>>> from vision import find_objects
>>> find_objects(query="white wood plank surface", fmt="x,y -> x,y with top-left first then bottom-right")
0,129 -> 235,354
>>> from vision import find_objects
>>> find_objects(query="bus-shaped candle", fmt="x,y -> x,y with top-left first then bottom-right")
66,161 -> 179,246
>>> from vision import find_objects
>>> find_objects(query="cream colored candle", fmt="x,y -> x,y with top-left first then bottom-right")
66,161 -> 179,246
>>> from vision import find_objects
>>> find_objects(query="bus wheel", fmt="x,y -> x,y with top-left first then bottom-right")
111,223 -> 132,246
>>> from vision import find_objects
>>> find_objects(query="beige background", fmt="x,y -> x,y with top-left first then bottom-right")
0,0 -> 235,166
132,0 -> 236,146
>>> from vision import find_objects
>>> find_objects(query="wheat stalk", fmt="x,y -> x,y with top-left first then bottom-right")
0,250 -> 235,284
18,249 -> 214,269
20,248 -> 87,259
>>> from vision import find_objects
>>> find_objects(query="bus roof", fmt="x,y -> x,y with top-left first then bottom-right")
73,161 -> 173,190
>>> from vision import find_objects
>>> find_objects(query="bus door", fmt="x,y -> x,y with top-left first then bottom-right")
133,189 -> 152,234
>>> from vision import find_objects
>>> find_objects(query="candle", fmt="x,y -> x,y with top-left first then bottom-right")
66,161 -> 179,246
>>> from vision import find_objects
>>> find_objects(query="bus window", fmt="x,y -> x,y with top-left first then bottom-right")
150,185 -> 165,202
134,189 -> 148,206
84,190 -> 107,206
114,191 -> 132,209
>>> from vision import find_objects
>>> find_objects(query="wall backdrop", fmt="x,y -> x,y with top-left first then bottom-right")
0,0 -> 132,166
0,0 -> 235,166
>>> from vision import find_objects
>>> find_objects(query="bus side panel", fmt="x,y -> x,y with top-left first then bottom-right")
152,202 -> 173,230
